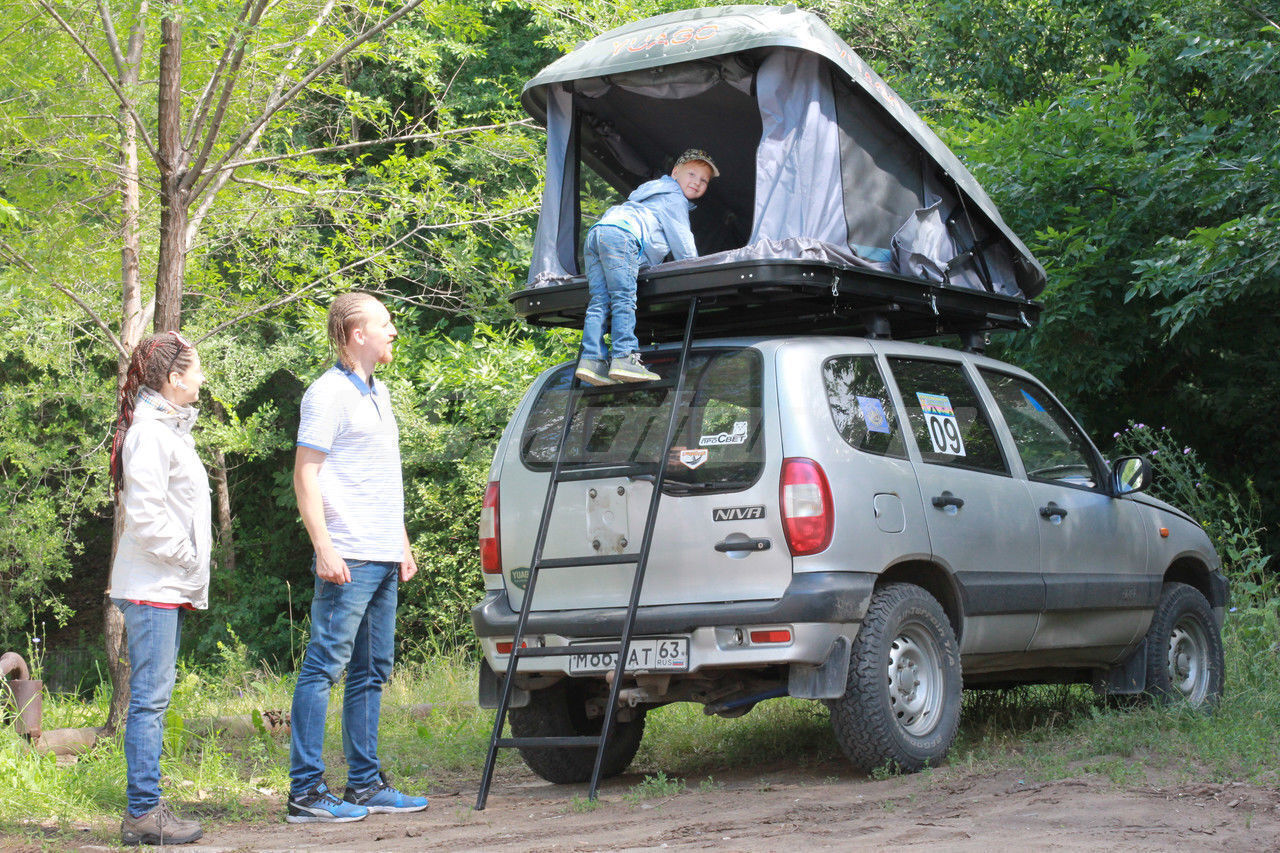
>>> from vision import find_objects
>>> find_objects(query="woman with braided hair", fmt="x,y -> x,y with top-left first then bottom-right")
106,331 -> 210,847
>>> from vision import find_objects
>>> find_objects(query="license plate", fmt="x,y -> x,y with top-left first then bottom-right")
569,638 -> 689,674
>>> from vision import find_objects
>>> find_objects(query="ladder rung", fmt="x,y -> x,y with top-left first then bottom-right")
535,553 -> 641,569
579,377 -> 676,394
514,643 -> 620,659
498,735 -> 601,749
476,296 -> 702,812
555,463 -> 660,482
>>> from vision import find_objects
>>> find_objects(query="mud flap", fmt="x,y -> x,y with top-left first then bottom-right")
1095,639 -> 1147,695
788,635 -> 851,699
478,658 -> 530,709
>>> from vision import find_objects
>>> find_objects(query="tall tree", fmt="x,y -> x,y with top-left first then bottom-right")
4,0 -> 537,729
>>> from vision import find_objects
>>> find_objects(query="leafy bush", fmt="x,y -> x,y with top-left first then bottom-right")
1110,423 -> 1276,611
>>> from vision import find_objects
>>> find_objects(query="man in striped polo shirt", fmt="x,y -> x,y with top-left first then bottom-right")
285,292 -> 429,824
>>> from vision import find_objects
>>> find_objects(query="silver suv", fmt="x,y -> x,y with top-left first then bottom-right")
472,335 -> 1227,780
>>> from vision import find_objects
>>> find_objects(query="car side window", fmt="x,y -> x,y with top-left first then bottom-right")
822,356 -> 907,458
979,370 -> 1102,489
887,357 -> 1009,475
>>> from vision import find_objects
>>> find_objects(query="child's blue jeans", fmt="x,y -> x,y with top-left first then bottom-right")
582,225 -> 642,362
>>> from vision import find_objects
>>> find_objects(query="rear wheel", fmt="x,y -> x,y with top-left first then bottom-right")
830,583 -> 962,774
508,678 -> 646,784
1143,582 -> 1224,709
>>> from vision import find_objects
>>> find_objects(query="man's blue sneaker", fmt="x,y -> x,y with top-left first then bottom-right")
286,782 -> 369,823
343,772 -> 429,814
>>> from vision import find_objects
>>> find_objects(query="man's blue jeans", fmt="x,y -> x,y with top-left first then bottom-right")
289,559 -> 398,798
113,598 -> 183,818
582,225 -> 643,362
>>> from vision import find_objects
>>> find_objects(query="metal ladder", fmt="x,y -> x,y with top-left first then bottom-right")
475,297 -> 701,810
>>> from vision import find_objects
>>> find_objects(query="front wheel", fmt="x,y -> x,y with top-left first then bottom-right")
508,678 -> 646,784
830,583 -> 962,774
1143,582 -> 1225,709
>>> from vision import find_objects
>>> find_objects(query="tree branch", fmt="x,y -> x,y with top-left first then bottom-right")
184,0 -> 258,151
0,238 -> 128,357
185,0 -> 340,238
31,0 -> 158,160
96,0 -> 125,72
211,119 -> 536,172
184,0 -> 271,182
193,0 -> 426,201
195,218 -> 435,344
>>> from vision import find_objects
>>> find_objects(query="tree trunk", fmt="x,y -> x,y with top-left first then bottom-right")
154,0 -> 188,333
103,0 -> 149,738
211,447 -> 236,573
210,402 -> 237,574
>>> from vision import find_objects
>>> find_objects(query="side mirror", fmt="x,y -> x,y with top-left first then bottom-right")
1112,455 -> 1152,495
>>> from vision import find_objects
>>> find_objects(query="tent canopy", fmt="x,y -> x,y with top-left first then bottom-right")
521,4 -> 1046,300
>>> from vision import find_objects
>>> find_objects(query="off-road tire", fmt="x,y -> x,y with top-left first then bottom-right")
508,678 -> 646,784
1143,581 -> 1224,709
830,583 -> 962,774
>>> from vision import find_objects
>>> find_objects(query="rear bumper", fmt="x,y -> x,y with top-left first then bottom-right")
472,571 -> 876,676
471,570 -> 877,638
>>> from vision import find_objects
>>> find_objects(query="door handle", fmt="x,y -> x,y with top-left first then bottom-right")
931,491 -> 965,510
1039,502 -> 1068,520
715,537 -> 772,553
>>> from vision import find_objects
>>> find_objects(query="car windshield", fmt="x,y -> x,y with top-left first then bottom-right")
520,348 -> 764,493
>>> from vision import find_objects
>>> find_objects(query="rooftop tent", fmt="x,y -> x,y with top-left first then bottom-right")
520,4 -> 1047,301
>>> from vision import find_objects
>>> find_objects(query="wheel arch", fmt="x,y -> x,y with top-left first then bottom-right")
876,559 -> 963,642
1164,556 -> 1227,609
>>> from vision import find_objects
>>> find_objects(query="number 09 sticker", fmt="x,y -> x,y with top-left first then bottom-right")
916,393 -> 966,456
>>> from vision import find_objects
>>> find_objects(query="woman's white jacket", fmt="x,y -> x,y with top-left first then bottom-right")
108,390 -> 212,609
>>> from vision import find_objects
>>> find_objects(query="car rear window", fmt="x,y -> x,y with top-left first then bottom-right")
520,348 -> 764,493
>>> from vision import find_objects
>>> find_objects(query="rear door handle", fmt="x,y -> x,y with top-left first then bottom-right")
1039,502 -> 1068,520
715,537 -> 772,553
931,491 -> 965,510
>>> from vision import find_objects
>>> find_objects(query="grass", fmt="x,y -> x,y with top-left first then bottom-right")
623,771 -> 685,804
3,607 -> 1280,846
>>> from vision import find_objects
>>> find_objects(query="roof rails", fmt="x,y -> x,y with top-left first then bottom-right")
511,257 -> 1039,347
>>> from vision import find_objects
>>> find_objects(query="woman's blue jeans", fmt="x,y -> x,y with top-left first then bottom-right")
581,225 -> 642,362
289,559 -> 398,798
113,598 -> 183,817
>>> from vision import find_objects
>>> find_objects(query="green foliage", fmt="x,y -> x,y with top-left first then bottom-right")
943,5 -> 1280,545
388,321 -> 576,655
0,306 -> 113,644
1111,423 -> 1276,610
624,771 -> 685,803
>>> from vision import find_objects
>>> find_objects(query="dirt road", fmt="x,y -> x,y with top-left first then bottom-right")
64,761 -> 1280,852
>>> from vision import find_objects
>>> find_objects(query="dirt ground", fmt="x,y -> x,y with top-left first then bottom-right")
39,759 -> 1280,852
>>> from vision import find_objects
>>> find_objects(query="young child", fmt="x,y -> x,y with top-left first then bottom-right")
576,148 -> 719,385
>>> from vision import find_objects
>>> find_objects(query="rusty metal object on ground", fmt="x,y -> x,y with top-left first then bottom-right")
1,651 -> 43,740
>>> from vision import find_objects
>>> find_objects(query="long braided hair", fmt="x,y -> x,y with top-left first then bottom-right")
109,331 -> 195,496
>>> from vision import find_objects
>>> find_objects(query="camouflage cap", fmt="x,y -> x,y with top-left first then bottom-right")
673,148 -> 720,178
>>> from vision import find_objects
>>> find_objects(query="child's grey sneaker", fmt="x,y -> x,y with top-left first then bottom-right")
121,801 -> 203,846
286,782 -> 369,823
344,772 -> 429,814
574,358 -> 615,386
608,352 -> 660,383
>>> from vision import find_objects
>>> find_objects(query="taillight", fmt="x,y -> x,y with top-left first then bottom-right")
780,457 -> 833,556
479,481 -> 501,574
